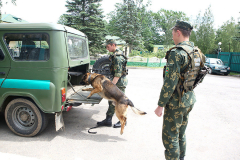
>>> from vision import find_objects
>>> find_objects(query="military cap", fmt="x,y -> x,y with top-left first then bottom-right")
171,20 -> 193,31
105,39 -> 116,45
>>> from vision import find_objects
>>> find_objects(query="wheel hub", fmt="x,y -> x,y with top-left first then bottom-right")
16,107 -> 35,127
20,111 -> 29,121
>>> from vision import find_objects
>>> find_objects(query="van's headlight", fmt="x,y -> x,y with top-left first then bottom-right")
215,66 -> 219,69
227,67 -> 230,70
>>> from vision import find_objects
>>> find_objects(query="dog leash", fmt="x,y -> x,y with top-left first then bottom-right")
88,125 -> 102,134
68,75 -> 89,101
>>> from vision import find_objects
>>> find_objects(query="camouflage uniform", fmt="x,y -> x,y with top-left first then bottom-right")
106,48 -> 128,116
158,41 -> 197,159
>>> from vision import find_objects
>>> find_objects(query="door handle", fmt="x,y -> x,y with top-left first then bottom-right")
0,72 -> 5,75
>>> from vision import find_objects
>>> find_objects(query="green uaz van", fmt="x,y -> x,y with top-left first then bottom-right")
0,23 -> 102,137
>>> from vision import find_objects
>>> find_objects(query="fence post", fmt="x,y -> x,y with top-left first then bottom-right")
228,52 -> 232,68
147,58 -> 149,67
159,58 -> 162,67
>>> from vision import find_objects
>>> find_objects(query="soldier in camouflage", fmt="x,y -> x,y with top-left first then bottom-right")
97,39 -> 128,128
155,20 -> 204,160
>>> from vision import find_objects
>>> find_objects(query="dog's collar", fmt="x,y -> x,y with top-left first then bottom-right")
88,73 -> 98,85
88,73 -> 92,84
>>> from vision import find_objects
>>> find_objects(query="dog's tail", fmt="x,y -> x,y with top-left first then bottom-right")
128,99 -> 147,115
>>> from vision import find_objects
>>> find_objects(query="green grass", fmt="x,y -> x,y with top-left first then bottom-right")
229,72 -> 240,76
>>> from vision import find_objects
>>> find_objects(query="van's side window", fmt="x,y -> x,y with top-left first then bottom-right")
67,36 -> 88,60
4,33 -> 50,61
0,48 -> 4,61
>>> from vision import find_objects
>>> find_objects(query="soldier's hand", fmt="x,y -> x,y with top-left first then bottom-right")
112,77 -> 120,84
155,106 -> 164,117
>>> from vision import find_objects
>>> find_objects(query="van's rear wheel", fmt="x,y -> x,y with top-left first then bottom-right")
5,98 -> 48,137
92,56 -> 113,79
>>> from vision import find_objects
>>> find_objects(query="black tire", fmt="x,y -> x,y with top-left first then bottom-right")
92,56 -> 113,79
4,98 -> 48,137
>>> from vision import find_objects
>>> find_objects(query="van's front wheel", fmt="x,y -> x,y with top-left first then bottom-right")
5,98 -> 48,137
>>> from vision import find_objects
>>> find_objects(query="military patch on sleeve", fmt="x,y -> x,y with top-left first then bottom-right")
165,67 -> 169,76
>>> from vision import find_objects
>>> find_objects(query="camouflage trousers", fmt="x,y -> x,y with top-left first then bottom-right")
106,87 -> 125,116
162,104 -> 194,160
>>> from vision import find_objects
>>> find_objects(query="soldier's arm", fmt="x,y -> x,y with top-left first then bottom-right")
112,77 -> 120,84
112,56 -> 123,84
157,50 -> 181,107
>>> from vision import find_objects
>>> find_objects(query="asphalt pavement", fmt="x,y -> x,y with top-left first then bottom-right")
0,68 -> 239,160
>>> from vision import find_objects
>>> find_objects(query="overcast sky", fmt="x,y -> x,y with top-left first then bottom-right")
1,0 -> 240,29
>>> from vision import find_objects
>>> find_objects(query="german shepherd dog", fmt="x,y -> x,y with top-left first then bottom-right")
81,72 -> 146,135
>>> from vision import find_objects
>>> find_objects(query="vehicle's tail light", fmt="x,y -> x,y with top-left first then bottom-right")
61,88 -> 66,102
66,106 -> 72,112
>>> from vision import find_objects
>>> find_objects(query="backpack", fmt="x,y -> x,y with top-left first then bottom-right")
109,53 -> 128,76
165,45 -> 208,102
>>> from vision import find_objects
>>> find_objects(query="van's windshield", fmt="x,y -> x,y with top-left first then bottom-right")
4,33 -> 50,61
67,36 -> 88,60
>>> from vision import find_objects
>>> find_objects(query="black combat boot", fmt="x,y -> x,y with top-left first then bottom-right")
180,157 -> 184,160
97,115 -> 112,127
113,121 -> 127,128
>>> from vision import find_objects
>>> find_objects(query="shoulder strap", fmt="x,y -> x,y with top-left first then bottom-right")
176,45 -> 196,71
115,54 -> 128,61
165,47 -> 177,61
165,45 -> 191,60
165,45 -> 192,66
176,45 -> 193,54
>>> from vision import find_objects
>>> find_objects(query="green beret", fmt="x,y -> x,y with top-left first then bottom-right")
105,39 -> 116,45
171,20 -> 193,31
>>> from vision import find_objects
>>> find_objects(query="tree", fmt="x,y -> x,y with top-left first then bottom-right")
216,18 -> 240,52
0,0 -> 16,22
58,14 -> 68,25
192,6 -> 215,54
152,9 -> 188,46
107,4 -> 188,53
140,9 -> 162,52
107,0 -> 144,54
58,0 -> 107,55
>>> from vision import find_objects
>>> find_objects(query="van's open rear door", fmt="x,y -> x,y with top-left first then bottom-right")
66,85 -> 102,105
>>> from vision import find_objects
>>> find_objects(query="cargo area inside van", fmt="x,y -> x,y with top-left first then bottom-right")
67,63 -> 102,106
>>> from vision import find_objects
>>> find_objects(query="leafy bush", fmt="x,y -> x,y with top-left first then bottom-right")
129,49 -> 166,59
129,50 -> 141,57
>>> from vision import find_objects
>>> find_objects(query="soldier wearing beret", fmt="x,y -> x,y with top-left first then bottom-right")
97,39 -> 128,128
155,20 -> 204,160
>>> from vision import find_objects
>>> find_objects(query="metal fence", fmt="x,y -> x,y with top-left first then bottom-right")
206,52 -> 240,73
91,56 -> 166,68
